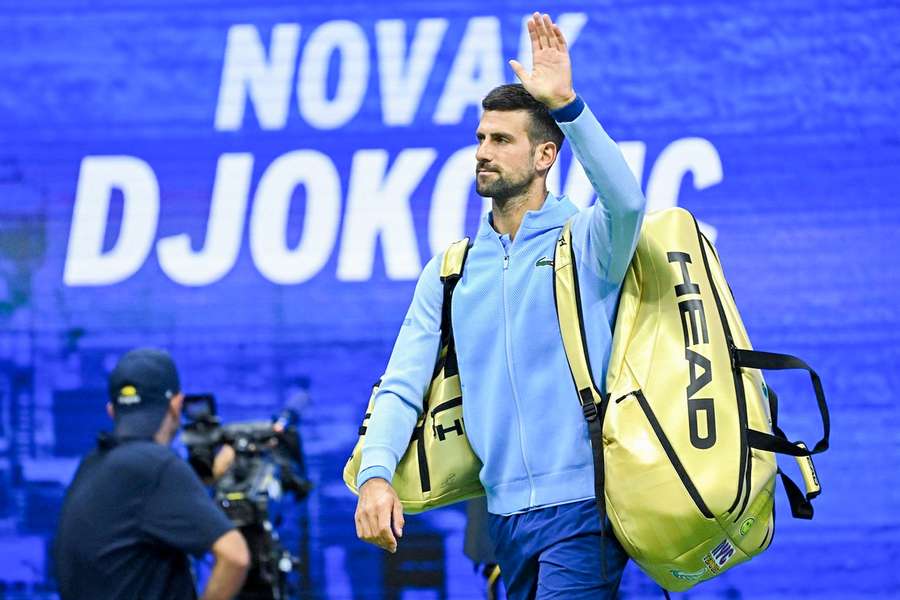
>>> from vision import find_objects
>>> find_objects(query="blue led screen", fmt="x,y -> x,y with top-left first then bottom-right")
0,1 -> 898,598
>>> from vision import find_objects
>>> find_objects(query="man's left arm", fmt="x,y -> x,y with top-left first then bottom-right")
511,12 -> 646,284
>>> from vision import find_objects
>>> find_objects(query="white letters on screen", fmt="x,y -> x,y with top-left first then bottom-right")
298,20 -> 370,129
338,149 -> 436,281
64,156 -> 160,286
214,24 -> 301,131
250,151 -> 342,284
157,153 -> 254,286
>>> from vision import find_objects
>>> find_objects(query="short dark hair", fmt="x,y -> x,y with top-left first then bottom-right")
481,84 -> 564,151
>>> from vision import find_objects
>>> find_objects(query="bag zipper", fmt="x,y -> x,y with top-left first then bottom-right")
633,390 -> 714,519
692,218 -> 751,519
430,397 -> 462,416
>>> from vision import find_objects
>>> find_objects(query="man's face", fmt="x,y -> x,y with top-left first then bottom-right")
475,110 -> 539,200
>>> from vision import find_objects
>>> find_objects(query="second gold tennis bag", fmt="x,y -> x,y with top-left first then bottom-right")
343,238 -> 485,513
554,207 -> 830,591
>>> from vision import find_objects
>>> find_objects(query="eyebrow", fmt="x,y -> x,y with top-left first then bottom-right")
476,131 -> 515,140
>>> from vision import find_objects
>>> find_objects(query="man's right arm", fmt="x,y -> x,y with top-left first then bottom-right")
141,456 -> 249,597
356,254 -> 444,487
355,253 -> 444,551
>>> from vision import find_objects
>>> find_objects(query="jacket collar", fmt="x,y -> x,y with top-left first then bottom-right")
477,192 -> 579,240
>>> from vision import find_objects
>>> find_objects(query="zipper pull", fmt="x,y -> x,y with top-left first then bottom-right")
503,255 -> 509,270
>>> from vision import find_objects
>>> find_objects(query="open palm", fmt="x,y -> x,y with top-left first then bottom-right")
510,13 -> 576,110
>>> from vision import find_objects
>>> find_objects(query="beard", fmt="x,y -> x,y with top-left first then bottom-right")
475,166 -> 535,201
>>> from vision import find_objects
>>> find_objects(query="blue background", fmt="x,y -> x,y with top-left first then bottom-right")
1,1 -> 898,598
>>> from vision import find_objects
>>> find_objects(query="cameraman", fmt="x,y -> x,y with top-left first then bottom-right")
54,348 -> 250,600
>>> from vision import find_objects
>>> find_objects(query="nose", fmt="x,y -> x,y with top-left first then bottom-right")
475,141 -> 492,164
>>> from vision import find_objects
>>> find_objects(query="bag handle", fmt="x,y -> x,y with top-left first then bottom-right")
734,350 -> 827,519
733,348 -> 830,457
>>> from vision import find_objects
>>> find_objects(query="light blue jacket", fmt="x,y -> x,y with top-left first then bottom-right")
358,98 -> 647,515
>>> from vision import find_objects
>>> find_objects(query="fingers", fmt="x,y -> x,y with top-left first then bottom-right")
355,484 -> 400,553
356,504 -> 393,551
392,498 -> 405,540
540,14 -> 555,49
552,22 -> 567,50
354,505 -> 364,539
529,12 -> 560,51
533,12 -> 549,50
527,16 -> 540,54
376,500 -> 398,552
509,59 -> 527,83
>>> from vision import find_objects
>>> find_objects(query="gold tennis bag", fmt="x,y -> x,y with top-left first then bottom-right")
343,238 -> 485,513
554,207 -> 830,591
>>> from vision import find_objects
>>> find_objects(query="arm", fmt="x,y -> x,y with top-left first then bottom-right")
355,254 -> 444,551
200,530 -> 250,600
140,457 -> 247,594
556,101 -> 646,284
511,13 -> 646,284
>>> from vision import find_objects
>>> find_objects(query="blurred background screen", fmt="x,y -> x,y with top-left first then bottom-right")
0,0 -> 897,598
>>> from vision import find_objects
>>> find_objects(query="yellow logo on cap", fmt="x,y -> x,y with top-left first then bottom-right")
118,385 -> 142,405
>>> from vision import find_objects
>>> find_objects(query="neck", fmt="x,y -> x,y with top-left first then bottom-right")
153,414 -> 175,445
490,179 -> 548,240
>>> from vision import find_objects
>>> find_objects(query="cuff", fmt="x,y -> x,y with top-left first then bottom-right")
357,466 -> 392,490
549,95 -> 585,123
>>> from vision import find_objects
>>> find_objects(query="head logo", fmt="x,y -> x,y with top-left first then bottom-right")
740,517 -> 756,536
667,251 -> 717,450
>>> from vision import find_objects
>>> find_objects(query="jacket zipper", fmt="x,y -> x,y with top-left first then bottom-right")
501,249 -> 536,504
692,218 -> 751,519
633,390 -> 714,518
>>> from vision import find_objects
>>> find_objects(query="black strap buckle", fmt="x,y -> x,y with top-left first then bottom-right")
582,400 -> 599,423
579,388 -> 599,422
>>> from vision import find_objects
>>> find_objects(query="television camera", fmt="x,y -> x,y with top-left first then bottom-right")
181,393 -> 313,600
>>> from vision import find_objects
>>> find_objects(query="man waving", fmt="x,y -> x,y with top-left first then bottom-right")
355,12 -> 646,598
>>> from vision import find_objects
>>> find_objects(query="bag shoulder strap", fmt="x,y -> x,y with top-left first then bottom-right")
553,220 -> 603,409
552,219 -> 612,574
441,238 -> 470,280
435,238 -> 471,379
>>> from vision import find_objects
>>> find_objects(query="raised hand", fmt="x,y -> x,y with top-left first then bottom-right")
509,13 -> 576,110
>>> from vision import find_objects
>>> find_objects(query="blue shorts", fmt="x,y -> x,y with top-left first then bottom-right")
487,499 -> 628,600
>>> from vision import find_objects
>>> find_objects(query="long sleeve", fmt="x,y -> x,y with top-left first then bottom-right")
356,254 -> 444,489
553,97 -> 647,285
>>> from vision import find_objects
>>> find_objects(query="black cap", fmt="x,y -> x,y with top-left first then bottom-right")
108,348 -> 181,438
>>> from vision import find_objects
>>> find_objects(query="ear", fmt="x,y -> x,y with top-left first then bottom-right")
106,402 -> 115,421
169,392 -> 184,416
534,141 -> 558,173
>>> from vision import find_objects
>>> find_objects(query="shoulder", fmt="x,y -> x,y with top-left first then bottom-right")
423,252 -> 443,278
112,440 -> 177,465
413,253 -> 444,296
107,441 -> 182,482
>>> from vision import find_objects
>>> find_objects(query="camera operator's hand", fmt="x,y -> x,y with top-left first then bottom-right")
211,444 -> 236,481
355,478 -> 404,553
